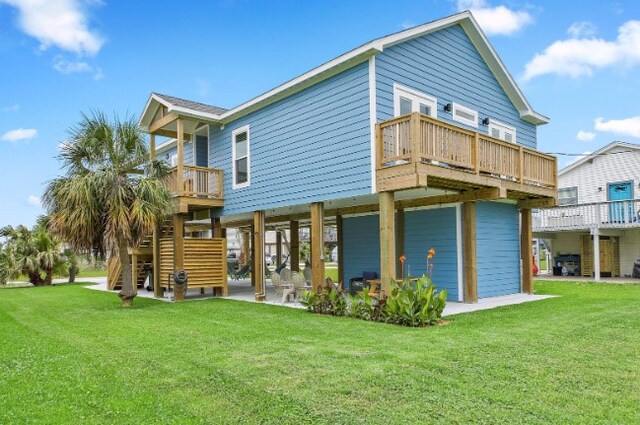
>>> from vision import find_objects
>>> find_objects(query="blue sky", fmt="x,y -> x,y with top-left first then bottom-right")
1,0 -> 639,227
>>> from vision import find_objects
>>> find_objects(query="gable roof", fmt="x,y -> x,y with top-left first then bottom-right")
140,11 -> 547,130
559,141 -> 640,175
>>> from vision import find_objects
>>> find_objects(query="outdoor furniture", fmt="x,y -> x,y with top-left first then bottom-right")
292,272 -> 311,300
274,254 -> 290,274
280,267 -> 292,285
229,262 -> 251,280
270,271 -> 295,303
348,271 -> 377,295
366,277 -> 418,297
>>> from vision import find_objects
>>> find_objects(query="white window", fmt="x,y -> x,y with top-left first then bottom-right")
487,120 -> 516,143
452,103 -> 478,128
558,187 -> 578,206
170,154 -> 178,167
232,125 -> 250,189
393,83 -> 437,118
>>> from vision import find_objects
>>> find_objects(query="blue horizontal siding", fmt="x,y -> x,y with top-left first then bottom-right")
403,207 -> 459,301
342,214 -> 380,284
376,24 -> 537,149
475,201 -> 521,298
211,62 -> 372,217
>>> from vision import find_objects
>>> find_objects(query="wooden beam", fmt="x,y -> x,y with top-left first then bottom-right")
173,214 -> 185,272
152,223 -> 162,298
275,231 -> 282,266
250,227 -> 255,286
290,220 -> 300,272
310,202 -> 325,292
211,217 -> 222,238
517,197 -> 557,209
253,211 -> 266,301
463,201 -> 478,303
176,118 -> 184,197
379,191 -> 396,297
148,112 -> 178,134
521,208 -> 534,294
151,129 -> 192,141
241,231 -> 250,267
396,187 -> 506,210
336,214 -> 344,287
396,208 -> 405,279
149,133 -> 156,160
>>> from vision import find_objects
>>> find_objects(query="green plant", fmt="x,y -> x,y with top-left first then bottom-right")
346,289 -> 377,321
381,275 -> 447,326
300,287 -> 347,316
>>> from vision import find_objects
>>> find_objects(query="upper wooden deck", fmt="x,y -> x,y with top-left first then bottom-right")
375,113 -> 558,201
164,165 -> 224,212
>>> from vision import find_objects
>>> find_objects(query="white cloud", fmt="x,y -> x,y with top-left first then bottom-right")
576,130 -> 596,142
457,0 -> 533,36
27,195 -> 41,208
2,104 -> 20,112
594,116 -> 640,138
567,21 -> 597,38
53,56 -> 103,80
1,0 -> 103,55
523,20 -> 640,81
0,128 -> 37,142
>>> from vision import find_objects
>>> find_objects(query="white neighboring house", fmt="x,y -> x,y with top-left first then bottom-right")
533,141 -> 640,279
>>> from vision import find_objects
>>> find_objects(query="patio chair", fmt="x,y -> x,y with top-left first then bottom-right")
270,271 -> 294,304
229,261 -> 251,280
274,254 -> 290,274
280,267 -> 292,285
292,272 -> 312,300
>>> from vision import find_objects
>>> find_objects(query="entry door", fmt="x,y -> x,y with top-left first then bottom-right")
194,135 -> 209,168
608,182 -> 633,223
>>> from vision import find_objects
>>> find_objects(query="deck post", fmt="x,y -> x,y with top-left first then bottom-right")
241,230 -> 250,267
396,208 -> 405,279
173,213 -> 185,300
290,220 -> 300,272
379,191 -> 396,297
463,201 -> 478,303
276,230 -> 282,266
310,202 -> 325,291
249,226 -> 255,286
152,222 -> 163,298
520,208 -> 534,294
176,118 -> 185,196
149,133 -> 156,160
592,228 -> 601,282
253,211 -> 266,301
336,214 -> 344,288
211,216 -> 222,238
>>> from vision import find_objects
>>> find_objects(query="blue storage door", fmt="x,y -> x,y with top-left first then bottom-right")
608,182 -> 633,223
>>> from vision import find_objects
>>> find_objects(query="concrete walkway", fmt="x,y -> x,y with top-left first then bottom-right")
81,277 -> 554,316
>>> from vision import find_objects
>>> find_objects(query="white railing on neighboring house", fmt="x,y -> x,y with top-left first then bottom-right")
533,199 -> 640,231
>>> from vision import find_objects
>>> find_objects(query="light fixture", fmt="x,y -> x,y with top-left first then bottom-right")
482,117 -> 490,125
444,103 -> 452,112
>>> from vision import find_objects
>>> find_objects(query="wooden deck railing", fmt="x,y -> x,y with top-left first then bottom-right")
533,199 -> 640,231
376,113 -> 558,189
164,165 -> 223,199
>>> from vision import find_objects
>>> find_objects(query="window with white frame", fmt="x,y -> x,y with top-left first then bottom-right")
558,186 -> 578,205
452,103 -> 478,128
393,83 -> 437,118
232,125 -> 250,188
488,120 -> 516,143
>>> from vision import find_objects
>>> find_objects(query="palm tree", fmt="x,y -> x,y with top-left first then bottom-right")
43,111 -> 172,307
0,224 -> 64,285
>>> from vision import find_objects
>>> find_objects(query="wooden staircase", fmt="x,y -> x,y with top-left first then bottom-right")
107,219 -> 174,291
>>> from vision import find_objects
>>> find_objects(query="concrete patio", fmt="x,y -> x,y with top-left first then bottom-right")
82,277 -> 555,316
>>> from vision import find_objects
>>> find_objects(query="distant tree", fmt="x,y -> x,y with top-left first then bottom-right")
43,111 -> 172,307
0,224 -> 64,285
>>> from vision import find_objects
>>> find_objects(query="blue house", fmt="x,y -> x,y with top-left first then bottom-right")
130,11 -> 557,302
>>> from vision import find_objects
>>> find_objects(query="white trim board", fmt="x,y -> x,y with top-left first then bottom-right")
369,56 -> 377,194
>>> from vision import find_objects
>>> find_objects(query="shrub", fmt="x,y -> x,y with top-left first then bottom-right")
380,275 -> 447,326
301,275 -> 447,327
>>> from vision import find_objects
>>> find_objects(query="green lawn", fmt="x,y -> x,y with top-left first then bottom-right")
1,281 -> 639,424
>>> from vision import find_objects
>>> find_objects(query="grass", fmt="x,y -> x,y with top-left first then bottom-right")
1,281 -> 639,424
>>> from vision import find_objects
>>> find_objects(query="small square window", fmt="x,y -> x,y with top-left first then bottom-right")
558,187 -> 578,205
487,119 -> 517,143
393,84 -> 437,118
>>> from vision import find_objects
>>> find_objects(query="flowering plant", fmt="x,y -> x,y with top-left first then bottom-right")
426,248 -> 436,277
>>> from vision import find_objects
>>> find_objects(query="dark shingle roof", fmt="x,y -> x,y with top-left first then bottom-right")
153,92 -> 227,116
